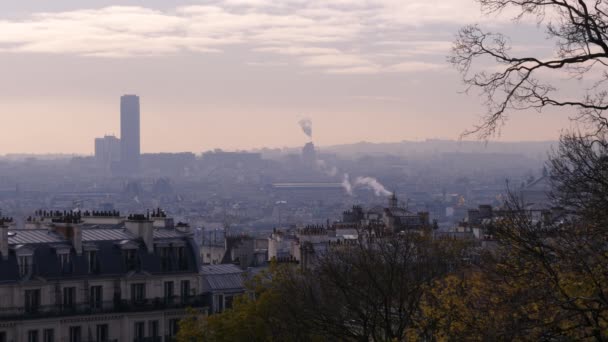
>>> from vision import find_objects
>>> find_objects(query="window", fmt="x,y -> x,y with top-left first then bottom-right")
163,281 -> 174,303
68,326 -> 81,342
95,324 -> 108,342
63,287 -> 76,310
148,321 -> 159,338
168,319 -> 179,337
59,253 -> 71,272
134,322 -> 145,340
90,286 -> 102,309
19,256 -> 32,277
225,295 -> 234,310
130,283 -> 145,303
27,330 -> 38,342
159,247 -> 171,271
180,280 -> 190,302
43,329 -> 54,342
217,294 -> 224,313
88,250 -> 99,273
177,246 -> 187,270
24,289 -> 40,313
124,249 -> 137,271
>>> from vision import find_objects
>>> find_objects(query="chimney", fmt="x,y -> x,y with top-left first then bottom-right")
0,222 -> 9,260
53,223 -> 83,255
72,225 -> 83,255
125,216 -> 154,253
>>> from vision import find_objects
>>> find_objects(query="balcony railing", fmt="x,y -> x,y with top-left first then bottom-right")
0,296 -> 207,320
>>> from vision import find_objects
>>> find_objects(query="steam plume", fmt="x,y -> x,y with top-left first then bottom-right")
354,177 -> 391,197
298,118 -> 312,139
316,159 -> 338,177
342,174 -> 353,195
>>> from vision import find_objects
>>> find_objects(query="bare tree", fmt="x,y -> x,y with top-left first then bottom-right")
450,0 -> 608,138
481,186 -> 608,340
549,131 -> 608,224
272,233 -> 469,342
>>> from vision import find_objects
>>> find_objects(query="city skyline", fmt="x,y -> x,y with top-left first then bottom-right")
0,0 -> 575,154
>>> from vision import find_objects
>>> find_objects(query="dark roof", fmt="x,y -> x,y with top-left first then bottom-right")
201,264 -> 243,275
0,227 -> 198,284
8,229 -> 64,244
201,264 -> 245,292
82,229 -> 134,241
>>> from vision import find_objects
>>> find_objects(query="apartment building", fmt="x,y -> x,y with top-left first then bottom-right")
0,212 -> 203,342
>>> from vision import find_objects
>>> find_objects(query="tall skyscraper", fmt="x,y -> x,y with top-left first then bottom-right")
120,94 -> 140,175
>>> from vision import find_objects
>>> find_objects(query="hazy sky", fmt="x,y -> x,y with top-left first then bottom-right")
0,0 -> 574,154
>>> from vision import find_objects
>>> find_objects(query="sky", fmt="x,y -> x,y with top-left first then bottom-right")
0,0 -> 575,154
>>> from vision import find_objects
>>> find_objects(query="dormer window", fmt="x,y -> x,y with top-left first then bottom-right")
116,240 -> 139,271
84,244 -> 100,273
15,246 -> 34,278
124,249 -> 137,271
52,245 -> 72,273
59,253 -> 70,270
176,246 -> 187,270
18,255 -> 32,277
159,247 -> 171,271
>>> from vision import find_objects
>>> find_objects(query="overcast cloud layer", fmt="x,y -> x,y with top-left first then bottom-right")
0,0 -> 569,154
0,0 -> 501,73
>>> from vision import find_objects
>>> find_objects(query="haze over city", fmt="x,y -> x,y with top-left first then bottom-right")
1,1 -> 607,341
0,0 -> 574,154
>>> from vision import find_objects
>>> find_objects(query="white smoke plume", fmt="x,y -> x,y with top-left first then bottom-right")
298,117 -> 313,139
316,159 -> 338,177
354,176 -> 391,197
342,174 -> 353,196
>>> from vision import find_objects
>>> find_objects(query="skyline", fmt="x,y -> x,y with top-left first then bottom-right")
0,0 -> 575,154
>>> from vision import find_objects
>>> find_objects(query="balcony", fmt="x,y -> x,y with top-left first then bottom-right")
0,296 -> 207,320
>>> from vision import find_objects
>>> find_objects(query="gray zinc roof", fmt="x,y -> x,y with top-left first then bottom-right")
8,229 -> 64,244
201,264 -> 245,292
154,229 -> 187,239
82,229 -> 135,241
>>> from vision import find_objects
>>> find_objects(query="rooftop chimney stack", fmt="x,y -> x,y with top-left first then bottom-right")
72,225 -> 83,255
49,214 -> 83,255
0,221 -> 9,261
126,215 -> 154,253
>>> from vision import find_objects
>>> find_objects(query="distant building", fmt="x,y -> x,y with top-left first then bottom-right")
94,135 -> 121,171
301,142 -> 316,166
200,232 -> 268,269
141,152 -> 196,177
200,264 -> 246,314
521,175 -> 551,208
201,151 -> 263,168
120,95 -> 141,175
267,194 -> 432,270
339,193 -> 432,233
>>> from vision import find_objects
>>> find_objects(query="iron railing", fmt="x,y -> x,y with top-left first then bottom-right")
0,296 -> 207,320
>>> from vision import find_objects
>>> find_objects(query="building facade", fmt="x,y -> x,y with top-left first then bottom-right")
0,212 -> 203,342
120,95 -> 141,175
94,135 -> 121,172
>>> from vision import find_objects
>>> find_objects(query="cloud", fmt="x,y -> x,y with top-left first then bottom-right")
388,61 -> 447,72
0,0 -> 517,73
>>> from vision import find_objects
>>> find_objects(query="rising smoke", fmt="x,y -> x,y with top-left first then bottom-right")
342,174 -> 353,196
341,175 -> 391,197
296,118 -> 390,197
354,177 -> 392,196
316,159 -> 338,177
298,118 -> 313,139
